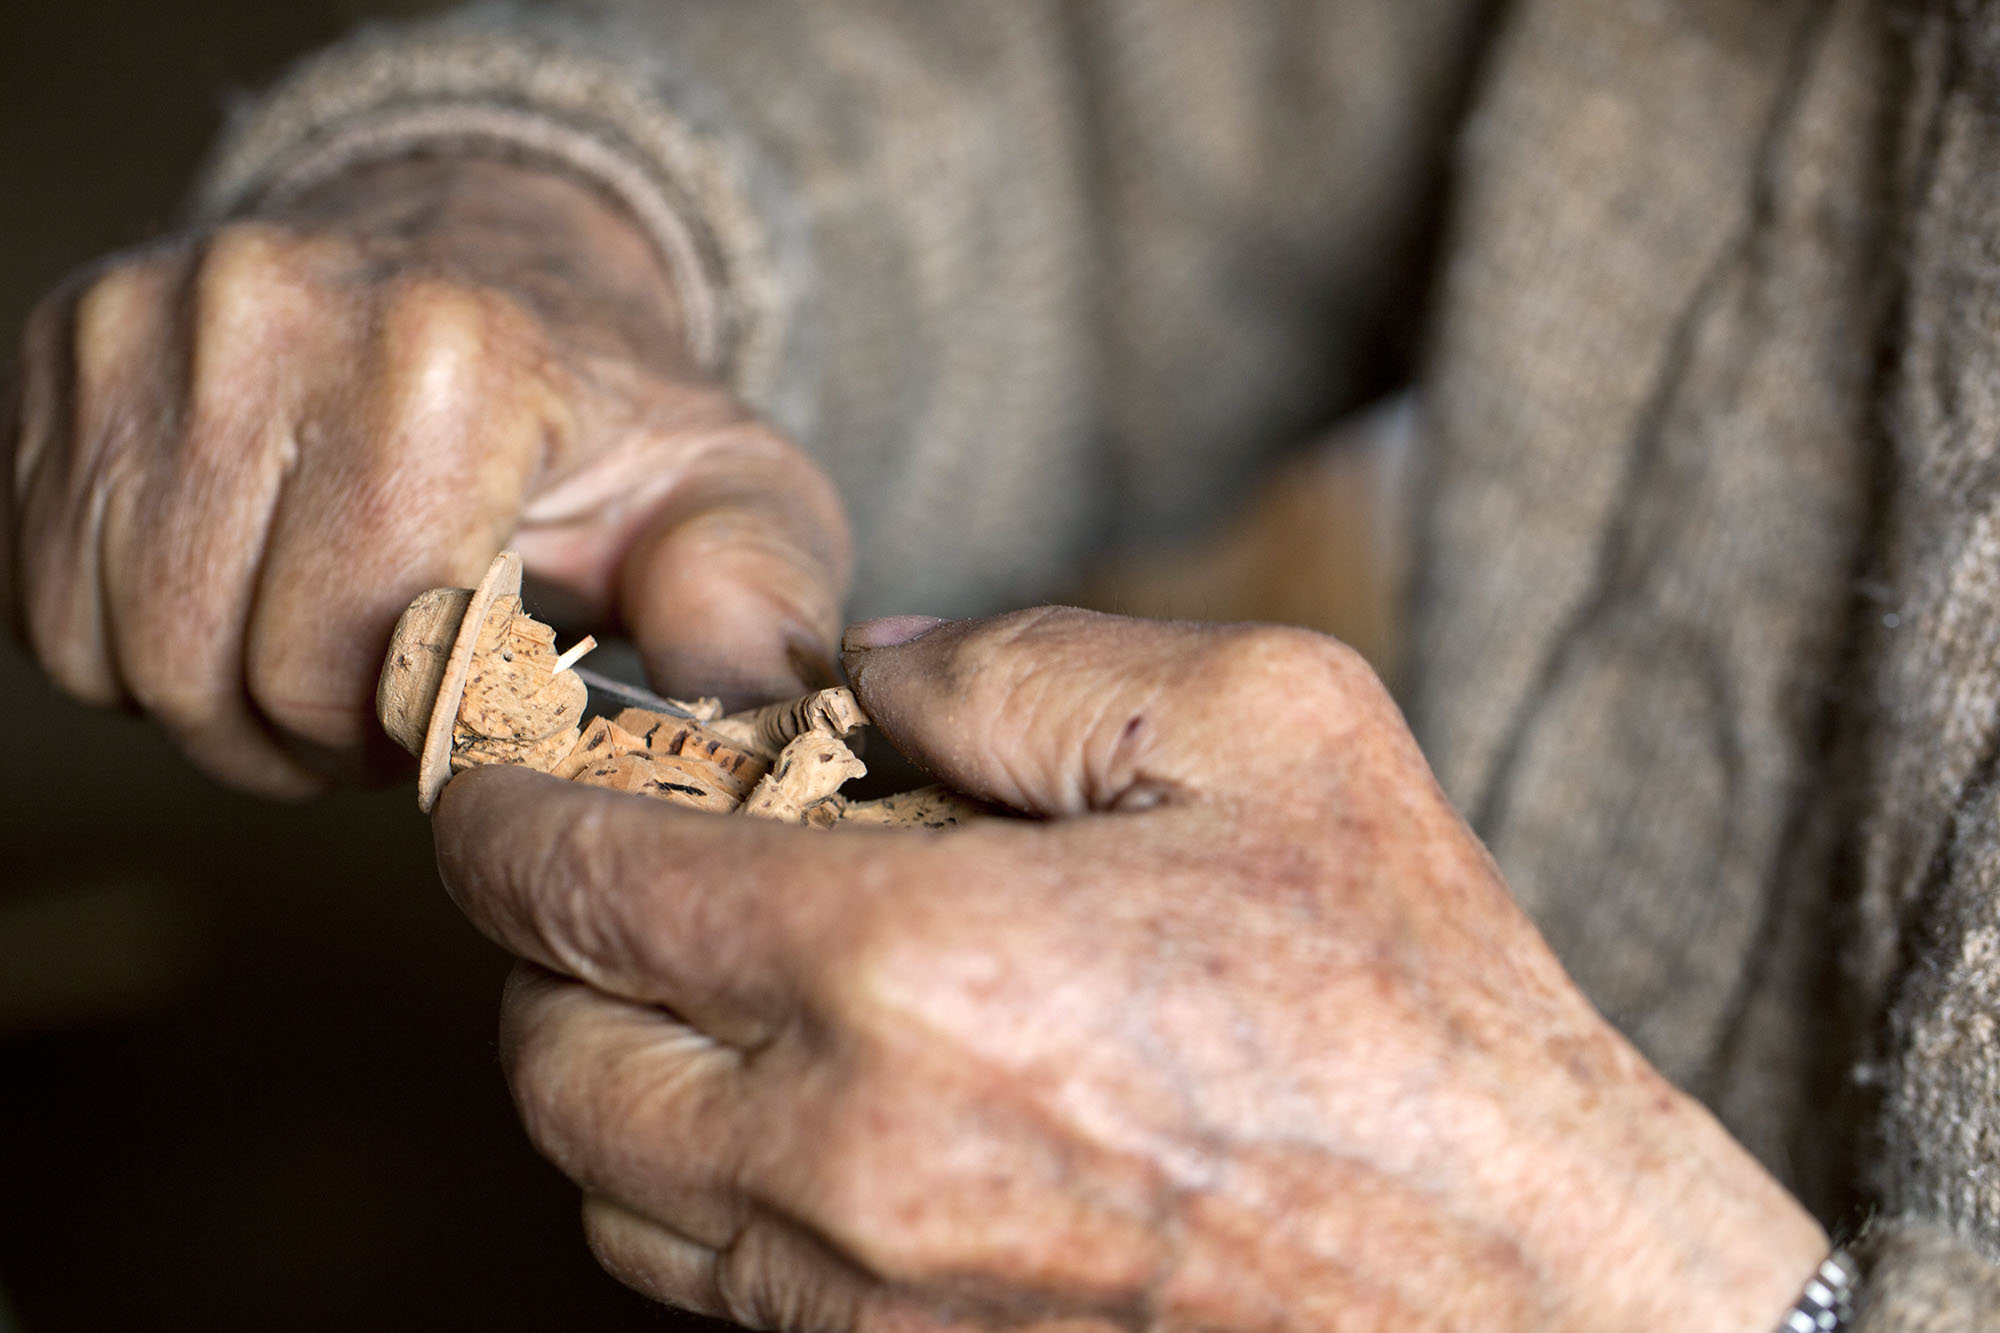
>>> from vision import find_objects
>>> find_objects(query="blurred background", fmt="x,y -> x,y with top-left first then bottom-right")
0,3 -> 1405,1329
0,0 -> 685,1326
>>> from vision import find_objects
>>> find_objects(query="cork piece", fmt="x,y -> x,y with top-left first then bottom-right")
378,587 -> 473,755
842,786 -> 988,830
375,552 -> 598,810
455,598 -> 587,742
377,551 -> 987,827
739,732 -> 869,824
709,689 -> 869,760
420,552 -> 522,809
613,710 -> 767,801
568,752 -> 741,813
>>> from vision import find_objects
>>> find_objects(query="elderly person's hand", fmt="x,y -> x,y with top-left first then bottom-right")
4,155 -> 849,795
434,608 -> 1828,1331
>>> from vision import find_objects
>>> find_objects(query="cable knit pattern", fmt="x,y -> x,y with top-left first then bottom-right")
194,0 -> 2000,1324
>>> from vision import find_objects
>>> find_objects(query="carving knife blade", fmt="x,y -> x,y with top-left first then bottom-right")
571,666 -> 701,721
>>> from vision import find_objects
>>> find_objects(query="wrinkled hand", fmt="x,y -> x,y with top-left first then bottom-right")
435,608 -> 1826,1332
5,155 -> 849,794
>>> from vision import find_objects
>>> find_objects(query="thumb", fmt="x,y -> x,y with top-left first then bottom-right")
842,606 -> 1376,817
619,426 -> 851,709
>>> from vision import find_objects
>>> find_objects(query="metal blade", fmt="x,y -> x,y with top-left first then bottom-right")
571,667 -> 701,721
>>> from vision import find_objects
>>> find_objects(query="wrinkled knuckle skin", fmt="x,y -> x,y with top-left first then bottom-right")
709,1230 -> 776,1331
370,276 -> 540,446
119,648 -> 218,735
580,1205 -> 696,1315
381,274 -> 534,365
21,581 -> 118,708
930,604 -> 1082,712
190,223 -> 308,337
513,796 -> 631,988
502,997 -> 585,1175
71,260 -> 178,454
983,604 -> 1098,658
1205,624 -> 1379,721
805,864 -> 963,1042
241,636 -> 354,752
183,225 -> 324,440
72,263 -> 163,366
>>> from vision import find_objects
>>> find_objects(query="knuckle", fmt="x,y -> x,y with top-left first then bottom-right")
190,223 -> 304,335
808,882 -> 954,1040
500,795 -> 632,990
712,1222 -> 798,1330
69,262 -> 177,448
108,566 -> 217,725
712,1217 -> 862,1333
380,277 -> 525,379
71,264 -> 162,365
928,604 -> 1083,714
580,1201 -> 699,1314
22,588 -> 118,707
184,225 -> 323,430
709,1233 -> 774,1330
503,1004 -> 581,1167
239,639 -> 304,730
119,645 -> 219,729
368,277 -> 543,454
241,630 -> 361,752
15,508 -> 120,706
1199,623 -> 1377,717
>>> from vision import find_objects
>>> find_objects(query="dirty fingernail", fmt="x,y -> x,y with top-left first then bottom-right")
842,615 -> 947,652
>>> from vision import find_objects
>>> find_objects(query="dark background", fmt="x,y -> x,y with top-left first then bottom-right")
0,1 -> 681,1327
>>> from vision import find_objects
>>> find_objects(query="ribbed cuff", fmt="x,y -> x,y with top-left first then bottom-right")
1849,1218 -> 2000,1331
190,24 -> 785,400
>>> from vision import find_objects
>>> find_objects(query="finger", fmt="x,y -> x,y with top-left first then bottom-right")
841,607 -> 1384,816
501,962 -> 758,1245
579,1198 -> 733,1321
434,764 -> 884,1045
13,263 -> 143,708
92,231 -> 330,795
583,1199 -> 1129,1333
615,420 -> 851,708
581,1196 -> 880,1333
242,274 -> 551,778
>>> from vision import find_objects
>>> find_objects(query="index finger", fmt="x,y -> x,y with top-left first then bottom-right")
433,764 -> 884,1048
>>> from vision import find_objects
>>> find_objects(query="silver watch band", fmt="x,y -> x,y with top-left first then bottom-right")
1778,1249 -> 1858,1333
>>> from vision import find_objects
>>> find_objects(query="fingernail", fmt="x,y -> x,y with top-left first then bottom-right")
842,615 -> 947,652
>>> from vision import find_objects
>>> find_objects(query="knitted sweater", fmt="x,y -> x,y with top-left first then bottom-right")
194,1 -> 2000,1325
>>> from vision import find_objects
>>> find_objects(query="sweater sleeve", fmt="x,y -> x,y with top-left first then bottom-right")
1852,1222 -> 2000,1331
1840,1 -> 2000,1325
191,0 -> 1488,616
1849,783 -> 2000,1331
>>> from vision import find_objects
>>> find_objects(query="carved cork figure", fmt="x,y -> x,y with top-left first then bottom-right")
376,551 -> 984,830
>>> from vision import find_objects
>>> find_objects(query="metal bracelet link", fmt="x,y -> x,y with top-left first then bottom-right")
1778,1249 -> 1858,1333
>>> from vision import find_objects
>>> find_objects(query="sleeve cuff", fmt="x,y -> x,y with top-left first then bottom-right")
1851,1217 -> 2000,1331
190,21 -> 786,401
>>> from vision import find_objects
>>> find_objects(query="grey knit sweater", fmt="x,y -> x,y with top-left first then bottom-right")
194,0 -> 2000,1325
